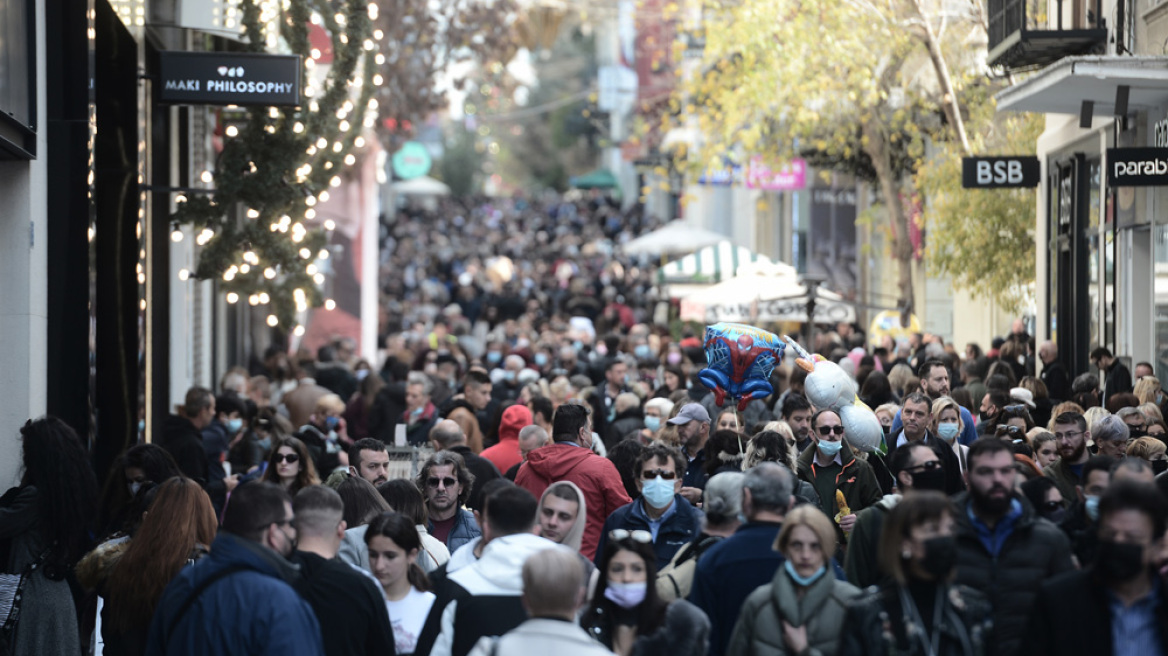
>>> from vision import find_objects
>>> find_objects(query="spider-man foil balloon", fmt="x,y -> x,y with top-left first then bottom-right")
698,323 -> 786,411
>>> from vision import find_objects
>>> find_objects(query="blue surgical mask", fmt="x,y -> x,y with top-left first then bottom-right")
325,416 -> 340,430
1085,495 -> 1101,522
644,416 -> 661,432
604,581 -> 647,609
937,422 -> 960,441
784,559 -> 826,587
634,344 -> 651,359
226,418 -> 243,433
128,481 -> 143,497
534,353 -> 549,367
137,419 -> 145,434
641,476 -> 676,509
487,351 -> 503,365
817,439 -> 843,457
573,340 -> 584,351
257,437 -> 272,451
504,370 -> 517,382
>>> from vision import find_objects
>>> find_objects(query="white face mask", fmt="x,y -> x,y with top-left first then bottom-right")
128,481 -> 143,497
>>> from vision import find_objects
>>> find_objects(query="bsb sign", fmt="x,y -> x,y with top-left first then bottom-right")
158,52 -> 301,106
961,156 -> 1040,189
1107,148 -> 1168,187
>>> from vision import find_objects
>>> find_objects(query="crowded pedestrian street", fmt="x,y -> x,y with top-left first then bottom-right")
4,0 -> 1168,654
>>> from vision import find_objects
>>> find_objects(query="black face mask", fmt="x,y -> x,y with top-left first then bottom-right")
920,535 -> 958,580
910,467 -> 947,493
1095,540 -> 1146,583
979,411 -> 994,422
1042,507 -> 1067,525
1153,460 -> 1168,476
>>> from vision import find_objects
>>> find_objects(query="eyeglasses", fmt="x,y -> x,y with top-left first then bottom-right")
1053,430 -> 1083,441
610,529 -> 652,543
274,453 -> 300,464
906,460 -> 943,473
640,468 -> 677,480
817,425 -> 845,436
1003,404 -> 1029,414
427,476 -> 458,488
996,425 -> 1025,437
1041,501 -> 1063,513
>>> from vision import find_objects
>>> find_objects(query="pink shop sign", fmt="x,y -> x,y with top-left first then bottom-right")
746,157 -> 807,191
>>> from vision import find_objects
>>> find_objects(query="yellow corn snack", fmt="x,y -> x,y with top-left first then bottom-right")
834,490 -> 851,530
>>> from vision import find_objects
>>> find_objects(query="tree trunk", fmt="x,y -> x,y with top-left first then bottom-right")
862,114 -> 915,314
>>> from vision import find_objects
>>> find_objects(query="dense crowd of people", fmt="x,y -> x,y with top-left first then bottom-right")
3,197 -> 1168,656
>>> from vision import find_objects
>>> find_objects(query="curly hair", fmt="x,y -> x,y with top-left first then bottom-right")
20,417 -> 99,566
416,450 -> 475,509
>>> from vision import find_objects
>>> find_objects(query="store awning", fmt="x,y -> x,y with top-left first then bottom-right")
569,168 -> 619,189
997,55 -> 1168,115
657,241 -> 774,287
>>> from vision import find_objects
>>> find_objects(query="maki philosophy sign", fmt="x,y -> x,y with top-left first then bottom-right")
158,52 -> 301,106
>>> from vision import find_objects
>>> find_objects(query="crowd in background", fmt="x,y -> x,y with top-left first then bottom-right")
3,196 -> 1168,656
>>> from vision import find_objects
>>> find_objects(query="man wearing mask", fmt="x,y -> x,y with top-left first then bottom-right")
1045,412 -> 1093,503
1061,457 -> 1156,567
888,360 -> 978,446
893,393 -> 965,495
953,438 -> 1074,656
978,389 -> 1011,437
594,444 -> 704,570
668,403 -> 711,503
796,409 -> 882,537
147,482 -> 324,655
845,442 -> 947,588
1023,480 -> 1168,655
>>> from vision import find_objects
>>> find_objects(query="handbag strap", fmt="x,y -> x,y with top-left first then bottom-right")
163,566 -> 248,641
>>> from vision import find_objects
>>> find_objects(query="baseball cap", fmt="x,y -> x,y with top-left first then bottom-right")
668,403 -> 711,425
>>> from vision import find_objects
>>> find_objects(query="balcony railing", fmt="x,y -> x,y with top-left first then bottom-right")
987,0 -> 1107,70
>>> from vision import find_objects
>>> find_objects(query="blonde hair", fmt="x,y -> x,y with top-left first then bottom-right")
1127,436 -> 1167,461
1139,403 -> 1164,424
930,396 -> 964,433
775,505 -> 837,562
1083,407 -> 1111,442
888,365 -> 915,399
1134,377 -> 1162,406
315,393 -> 345,416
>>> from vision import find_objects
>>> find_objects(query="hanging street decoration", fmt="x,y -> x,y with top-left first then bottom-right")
170,0 -> 378,332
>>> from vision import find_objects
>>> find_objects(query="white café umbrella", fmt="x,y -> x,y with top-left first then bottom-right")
679,260 -> 856,324
621,220 -> 731,257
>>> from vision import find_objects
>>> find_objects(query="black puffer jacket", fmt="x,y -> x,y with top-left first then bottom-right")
950,492 -> 1074,656
584,598 -> 710,656
839,583 -> 992,656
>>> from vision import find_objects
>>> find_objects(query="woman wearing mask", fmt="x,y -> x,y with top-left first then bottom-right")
101,478 -> 217,655
96,443 -> 183,540
1126,437 -> 1168,475
260,436 -> 320,496
643,398 -> 674,442
840,492 -> 993,656
0,417 -> 99,656
726,505 -> 860,656
581,532 -> 710,656
365,512 -> 435,656
930,397 -> 969,476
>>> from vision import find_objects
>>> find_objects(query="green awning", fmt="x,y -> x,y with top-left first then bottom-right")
569,168 -> 619,189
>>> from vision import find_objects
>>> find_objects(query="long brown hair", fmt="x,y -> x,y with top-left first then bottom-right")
104,478 -> 218,632
262,436 -> 320,495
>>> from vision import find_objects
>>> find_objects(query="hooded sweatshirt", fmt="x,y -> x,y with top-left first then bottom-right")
515,442 -> 632,559
480,405 -> 532,474
538,481 -> 588,552
431,533 -> 566,656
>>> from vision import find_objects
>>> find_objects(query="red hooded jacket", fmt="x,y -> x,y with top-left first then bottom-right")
480,405 -> 532,474
515,442 -> 631,559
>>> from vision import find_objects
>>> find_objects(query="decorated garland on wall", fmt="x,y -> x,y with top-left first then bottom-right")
171,0 -> 379,332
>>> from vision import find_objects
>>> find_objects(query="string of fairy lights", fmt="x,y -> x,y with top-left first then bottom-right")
170,0 -> 378,333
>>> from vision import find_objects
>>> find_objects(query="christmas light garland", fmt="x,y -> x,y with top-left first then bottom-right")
171,0 -> 379,332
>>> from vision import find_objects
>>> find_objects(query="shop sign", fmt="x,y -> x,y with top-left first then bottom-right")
391,141 -> 432,180
961,156 -> 1040,189
158,52 -> 301,106
746,157 -> 806,191
1108,148 -> 1168,187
